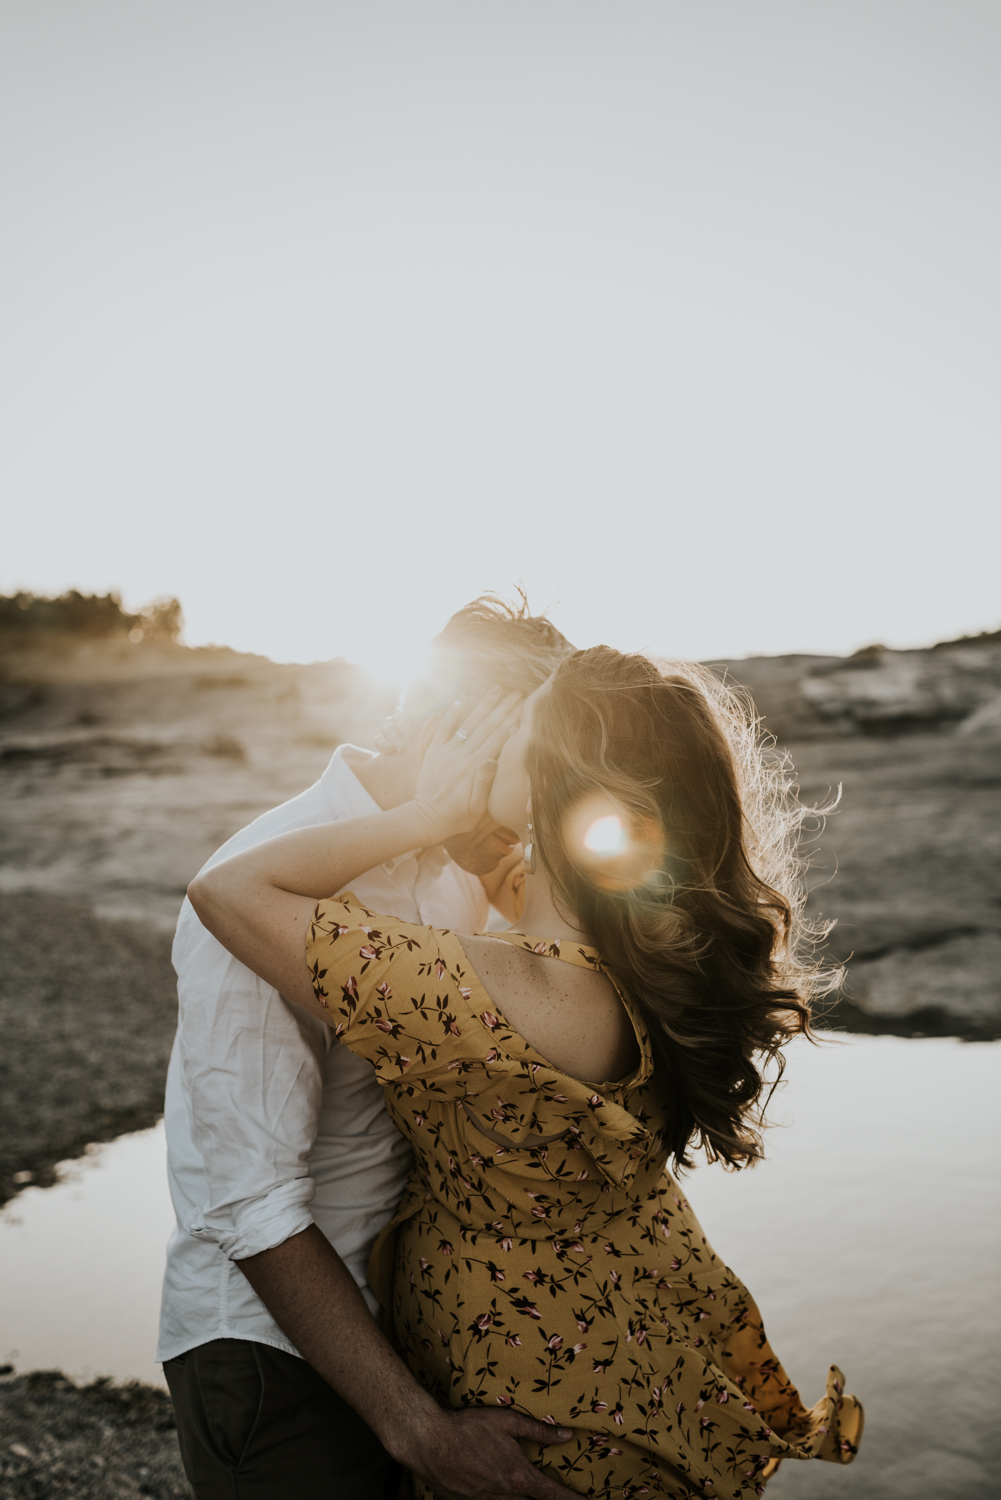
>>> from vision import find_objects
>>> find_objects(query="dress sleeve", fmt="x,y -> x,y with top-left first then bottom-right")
305,892 -> 469,1082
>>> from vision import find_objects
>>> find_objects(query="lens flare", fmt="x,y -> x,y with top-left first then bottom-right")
584,815 -> 626,855
563,791 -> 666,894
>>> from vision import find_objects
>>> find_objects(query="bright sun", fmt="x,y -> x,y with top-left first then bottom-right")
356,640 -> 434,690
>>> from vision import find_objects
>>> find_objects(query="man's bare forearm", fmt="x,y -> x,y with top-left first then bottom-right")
236,1225 -> 439,1462
236,1227 -> 577,1500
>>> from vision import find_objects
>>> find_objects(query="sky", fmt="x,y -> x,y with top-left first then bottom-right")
1,0 -> 998,683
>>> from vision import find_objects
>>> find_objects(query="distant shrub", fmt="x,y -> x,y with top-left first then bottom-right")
931,625 -> 1001,650
0,591 -> 183,643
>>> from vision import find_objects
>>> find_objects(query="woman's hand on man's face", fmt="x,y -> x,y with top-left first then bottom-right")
444,812 -> 520,875
411,687 -> 523,845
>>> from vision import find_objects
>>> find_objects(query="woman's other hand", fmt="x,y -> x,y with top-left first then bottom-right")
444,812 -> 520,876
412,687 -> 522,845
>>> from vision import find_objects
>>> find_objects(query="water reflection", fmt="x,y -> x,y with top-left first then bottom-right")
691,1035 -> 1001,1499
0,1037 -> 998,1498
0,1124 -> 173,1388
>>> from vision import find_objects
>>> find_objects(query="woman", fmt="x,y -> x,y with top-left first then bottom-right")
190,648 -> 862,1499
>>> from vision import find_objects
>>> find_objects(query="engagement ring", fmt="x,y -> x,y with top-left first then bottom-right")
454,729 -> 468,741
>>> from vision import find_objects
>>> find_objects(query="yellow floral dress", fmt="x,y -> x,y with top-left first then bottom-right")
307,895 -> 863,1500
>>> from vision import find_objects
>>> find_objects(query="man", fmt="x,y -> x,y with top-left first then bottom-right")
159,596 -> 575,1499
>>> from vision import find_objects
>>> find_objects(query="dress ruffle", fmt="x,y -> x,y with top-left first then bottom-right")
762,1364 -> 864,1471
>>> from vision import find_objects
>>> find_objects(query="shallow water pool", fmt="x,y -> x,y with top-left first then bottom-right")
0,1034 -> 998,1498
692,1035 -> 1001,1499
0,1125 -> 174,1389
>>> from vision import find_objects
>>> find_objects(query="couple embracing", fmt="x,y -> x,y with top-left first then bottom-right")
158,595 -> 862,1499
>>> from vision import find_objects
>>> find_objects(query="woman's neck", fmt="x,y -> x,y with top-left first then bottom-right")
516,868 -> 592,946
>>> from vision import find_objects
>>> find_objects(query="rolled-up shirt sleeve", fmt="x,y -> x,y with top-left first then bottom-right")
174,927 -> 328,1262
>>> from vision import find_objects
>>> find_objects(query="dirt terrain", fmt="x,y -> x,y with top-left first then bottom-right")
0,634 -> 394,931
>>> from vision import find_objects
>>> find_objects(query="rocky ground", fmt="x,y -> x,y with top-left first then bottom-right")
0,894 -> 177,1209
713,639 -> 1001,1038
0,1366 -> 187,1498
0,626 -> 999,1488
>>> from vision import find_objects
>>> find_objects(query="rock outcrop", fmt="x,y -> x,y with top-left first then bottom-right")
707,633 -> 1001,1039
711,633 -> 1001,743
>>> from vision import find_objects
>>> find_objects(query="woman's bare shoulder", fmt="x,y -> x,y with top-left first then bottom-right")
456,933 -> 639,1084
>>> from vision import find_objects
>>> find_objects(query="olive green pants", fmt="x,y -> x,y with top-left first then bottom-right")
164,1338 -> 398,1499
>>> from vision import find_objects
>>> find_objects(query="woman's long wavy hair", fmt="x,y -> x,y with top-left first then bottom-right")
527,646 -> 839,1172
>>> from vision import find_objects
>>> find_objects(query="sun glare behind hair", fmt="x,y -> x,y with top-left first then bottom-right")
584,815 -> 626,855
563,791 -> 665,893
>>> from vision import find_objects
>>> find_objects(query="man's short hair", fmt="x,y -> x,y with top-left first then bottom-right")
404,592 -> 573,718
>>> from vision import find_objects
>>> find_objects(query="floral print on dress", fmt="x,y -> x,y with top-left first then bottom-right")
307,894 -> 863,1499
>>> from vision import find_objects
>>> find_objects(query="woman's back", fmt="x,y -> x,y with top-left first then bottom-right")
458,933 -> 640,1085
306,891 -> 662,1236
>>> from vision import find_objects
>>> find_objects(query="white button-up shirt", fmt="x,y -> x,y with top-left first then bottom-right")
157,745 -> 489,1363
